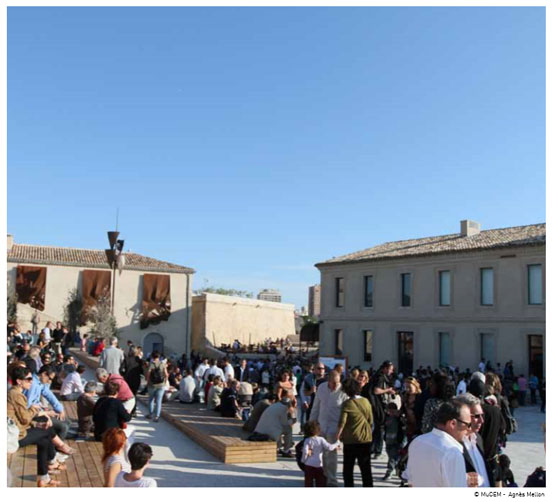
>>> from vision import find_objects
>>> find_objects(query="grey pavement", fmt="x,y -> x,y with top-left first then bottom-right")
81,366 -> 545,487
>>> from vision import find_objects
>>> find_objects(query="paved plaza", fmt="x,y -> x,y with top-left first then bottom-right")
82,368 -> 545,488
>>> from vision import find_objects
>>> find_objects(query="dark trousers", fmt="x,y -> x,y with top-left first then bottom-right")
51,417 -> 70,440
371,423 -> 384,455
343,442 -> 374,487
19,427 -> 56,476
304,465 -> 326,487
385,443 -> 400,474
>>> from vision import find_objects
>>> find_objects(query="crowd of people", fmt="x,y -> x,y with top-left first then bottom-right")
6,319 -> 546,488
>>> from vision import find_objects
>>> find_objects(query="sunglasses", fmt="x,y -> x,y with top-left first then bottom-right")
456,418 -> 473,429
471,413 -> 485,419
23,377 -> 33,381
316,367 -> 325,370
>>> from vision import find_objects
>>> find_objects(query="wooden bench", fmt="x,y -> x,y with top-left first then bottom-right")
71,348 -> 277,464
8,401 -> 105,487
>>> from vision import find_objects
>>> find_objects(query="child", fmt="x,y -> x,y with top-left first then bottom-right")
301,420 -> 340,487
383,402 -> 405,480
114,442 -> 157,487
77,381 -> 98,439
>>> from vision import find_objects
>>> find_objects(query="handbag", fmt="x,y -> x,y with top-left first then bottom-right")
7,418 -> 20,454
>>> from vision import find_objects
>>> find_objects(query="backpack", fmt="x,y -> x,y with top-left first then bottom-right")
499,397 -> 518,435
295,437 -> 307,471
150,363 -> 165,385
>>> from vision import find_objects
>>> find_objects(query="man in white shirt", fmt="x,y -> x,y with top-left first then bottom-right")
60,365 -> 85,401
454,393 -> 491,487
42,321 -> 54,342
179,370 -> 196,403
205,359 -> 225,381
457,375 -> 468,395
406,399 -> 470,487
309,370 -> 348,486
115,442 -> 157,487
223,358 -> 235,382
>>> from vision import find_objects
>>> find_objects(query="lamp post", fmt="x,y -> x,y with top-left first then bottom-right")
105,231 -> 124,314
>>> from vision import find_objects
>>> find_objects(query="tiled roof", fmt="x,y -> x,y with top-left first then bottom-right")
7,243 -> 195,274
317,223 -> 546,267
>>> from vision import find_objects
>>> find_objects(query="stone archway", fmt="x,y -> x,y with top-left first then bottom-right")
143,332 -> 164,357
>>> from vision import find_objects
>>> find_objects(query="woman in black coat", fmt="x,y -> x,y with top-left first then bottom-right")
93,381 -> 132,441
124,346 -> 144,415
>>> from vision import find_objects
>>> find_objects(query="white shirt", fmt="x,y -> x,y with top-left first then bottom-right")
179,375 -> 196,403
224,364 -> 235,382
114,472 -> 157,487
60,371 -> 84,396
309,383 -> 348,436
406,428 -> 467,487
43,328 -> 51,342
206,365 -> 225,381
194,363 -> 209,381
456,380 -> 467,395
302,436 -> 340,468
463,434 -> 490,487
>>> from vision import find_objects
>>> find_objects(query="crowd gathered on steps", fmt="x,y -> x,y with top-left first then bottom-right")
7,319 -> 546,488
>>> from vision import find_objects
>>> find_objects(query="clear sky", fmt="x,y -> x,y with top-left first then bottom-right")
7,7 -> 545,308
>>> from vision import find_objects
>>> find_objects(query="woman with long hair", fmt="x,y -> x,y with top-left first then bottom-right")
402,376 -> 422,440
101,428 -> 130,487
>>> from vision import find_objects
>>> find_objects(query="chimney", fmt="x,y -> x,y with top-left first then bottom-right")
7,234 -> 14,252
460,220 -> 481,237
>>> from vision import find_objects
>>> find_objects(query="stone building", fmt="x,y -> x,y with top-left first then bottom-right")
256,289 -> 281,302
191,293 -> 295,352
308,284 -> 321,318
7,235 -> 195,357
315,221 -> 545,378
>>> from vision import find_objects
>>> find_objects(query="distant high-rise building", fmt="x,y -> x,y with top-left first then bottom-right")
308,284 -> 321,318
257,288 -> 281,302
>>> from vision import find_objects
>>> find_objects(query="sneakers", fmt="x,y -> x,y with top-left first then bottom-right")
153,417 -> 159,422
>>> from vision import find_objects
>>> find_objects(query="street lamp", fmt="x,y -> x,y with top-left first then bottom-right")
105,231 -> 124,314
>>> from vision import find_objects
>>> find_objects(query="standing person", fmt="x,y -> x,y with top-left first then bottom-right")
51,322 -> 64,356
61,328 -> 73,355
96,368 -> 136,414
146,351 -> 168,422
309,370 -> 348,486
115,442 -> 157,487
453,393 -> 492,487
402,376 -> 421,441
223,357 -> 235,382
101,427 -> 130,487
421,373 -> 456,434
99,337 -> 125,375
235,359 -> 249,382
517,374 -> 528,406
528,373 -> 539,405
31,309 -> 41,337
43,321 -> 53,343
302,420 -> 341,487
124,346 -> 144,416
275,370 -> 296,405
406,400 -> 470,487
335,377 -> 374,487
371,361 -> 396,458
383,402 -> 404,481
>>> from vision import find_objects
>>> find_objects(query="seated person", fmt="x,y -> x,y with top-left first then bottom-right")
96,368 -> 136,414
220,379 -> 241,418
179,369 -> 196,403
238,381 -> 254,407
206,376 -> 224,411
102,427 -> 130,487
243,393 -> 276,432
60,364 -> 85,401
77,381 -> 98,437
115,442 -> 157,487
93,381 -> 132,441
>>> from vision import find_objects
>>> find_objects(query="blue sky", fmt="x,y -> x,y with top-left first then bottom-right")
8,7 -> 545,308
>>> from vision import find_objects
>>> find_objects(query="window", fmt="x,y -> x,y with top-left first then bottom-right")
480,268 -> 494,306
363,330 -> 373,362
528,265 -> 542,305
334,329 -> 344,355
480,333 -> 495,363
363,276 -> 374,307
401,273 -> 412,307
439,271 -> 451,306
335,278 -> 344,308
439,332 -> 451,367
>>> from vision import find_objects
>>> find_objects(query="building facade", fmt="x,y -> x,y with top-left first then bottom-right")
308,284 -> 321,318
7,235 -> 195,357
315,222 -> 545,378
257,289 -> 282,302
191,293 -> 295,352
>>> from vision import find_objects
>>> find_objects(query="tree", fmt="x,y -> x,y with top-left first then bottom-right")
89,294 -> 118,340
63,288 -> 83,334
194,286 -> 253,298
7,289 -> 18,323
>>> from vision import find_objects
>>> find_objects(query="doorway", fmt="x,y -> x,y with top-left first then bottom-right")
528,335 -> 543,381
397,331 -> 414,375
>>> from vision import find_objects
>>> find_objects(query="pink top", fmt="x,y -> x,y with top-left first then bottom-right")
517,377 -> 527,391
107,374 -> 134,401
